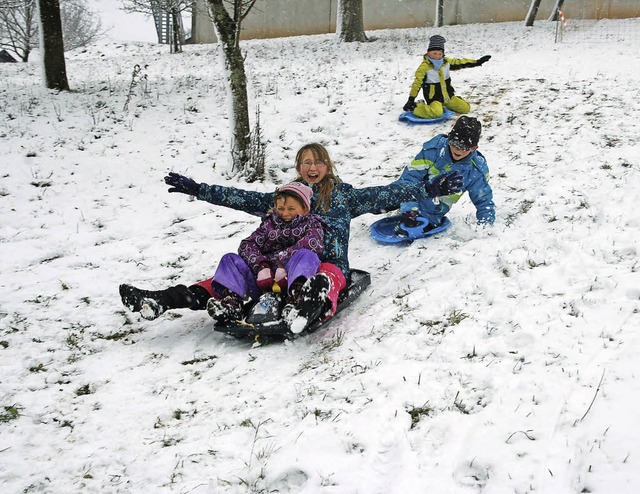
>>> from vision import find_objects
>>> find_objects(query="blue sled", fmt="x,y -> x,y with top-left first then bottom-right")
370,216 -> 452,244
399,108 -> 455,125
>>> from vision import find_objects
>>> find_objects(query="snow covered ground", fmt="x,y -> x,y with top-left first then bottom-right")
1,16 -> 640,494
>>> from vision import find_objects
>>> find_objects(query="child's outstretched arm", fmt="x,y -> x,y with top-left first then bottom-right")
448,55 -> 491,71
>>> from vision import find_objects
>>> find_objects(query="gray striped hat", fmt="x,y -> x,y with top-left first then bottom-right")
427,35 -> 446,53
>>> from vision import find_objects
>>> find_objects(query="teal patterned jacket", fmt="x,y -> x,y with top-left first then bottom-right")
197,179 -> 427,278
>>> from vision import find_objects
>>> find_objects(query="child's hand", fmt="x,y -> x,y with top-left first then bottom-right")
477,55 -> 491,65
275,267 -> 288,287
257,267 -> 274,292
165,172 -> 200,196
403,97 -> 417,111
424,170 -> 463,197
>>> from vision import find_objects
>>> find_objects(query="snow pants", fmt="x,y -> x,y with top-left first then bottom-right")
193,249 -> 321,301
317,262 -> 347,317
413,96 -> 470,119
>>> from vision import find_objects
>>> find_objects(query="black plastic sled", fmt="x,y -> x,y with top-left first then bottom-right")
213,269 -> 371,341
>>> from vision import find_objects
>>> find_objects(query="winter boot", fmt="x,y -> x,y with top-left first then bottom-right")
186,284 -> 212,310
281,277 -> 306,322
119,284 -> 194,320
284,273 -> 331,334
206,291 -> 244,324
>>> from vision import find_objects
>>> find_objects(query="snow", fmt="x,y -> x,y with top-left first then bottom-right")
2,16 -> 640,494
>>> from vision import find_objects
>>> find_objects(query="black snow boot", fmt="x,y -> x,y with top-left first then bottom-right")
119,284 -> 194,320
187,284 -> 212,311
284,273 -> 331,334
206,291 -> 244,324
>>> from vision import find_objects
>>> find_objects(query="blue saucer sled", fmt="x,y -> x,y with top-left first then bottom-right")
370,216 -> 452,244
399,108 -> 455,125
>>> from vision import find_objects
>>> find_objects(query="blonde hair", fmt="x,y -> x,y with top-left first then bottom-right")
294,143 -> 339,212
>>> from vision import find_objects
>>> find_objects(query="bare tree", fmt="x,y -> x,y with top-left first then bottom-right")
336,0 -> 367,42
121,0 -> 191,53
524,0 -> 542,27
0,0 -> 101,61
435,0 -> 444,28
205,0 -> 260,180
0,0 -> 37,61
61,0 -> 103,50
37,0 -> 69,90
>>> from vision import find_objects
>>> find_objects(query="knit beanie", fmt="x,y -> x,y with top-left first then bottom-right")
427,35 -> 446,53
277,182 -> 313,211
448,116 -> 482,150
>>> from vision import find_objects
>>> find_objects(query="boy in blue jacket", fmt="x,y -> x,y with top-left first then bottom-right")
394,116 -> 495,229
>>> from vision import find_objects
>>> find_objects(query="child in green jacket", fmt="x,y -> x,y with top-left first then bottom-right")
403,35 -> 491,119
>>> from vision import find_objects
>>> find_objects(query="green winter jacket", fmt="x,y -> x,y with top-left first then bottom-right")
409,55 -> 484,104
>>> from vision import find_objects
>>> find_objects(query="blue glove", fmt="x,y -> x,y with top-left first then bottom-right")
424,170 -> 463,197
165,172 -> 200,196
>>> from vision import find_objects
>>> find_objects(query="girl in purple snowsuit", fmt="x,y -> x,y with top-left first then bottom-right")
206,182 -> 325,323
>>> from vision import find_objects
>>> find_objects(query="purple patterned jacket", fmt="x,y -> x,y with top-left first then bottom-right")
238,211 -> 325,274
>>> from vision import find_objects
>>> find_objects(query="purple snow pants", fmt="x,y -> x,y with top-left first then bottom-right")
203,248 -> 321,301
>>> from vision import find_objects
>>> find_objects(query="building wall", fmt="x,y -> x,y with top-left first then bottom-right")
192,0 -> 640,44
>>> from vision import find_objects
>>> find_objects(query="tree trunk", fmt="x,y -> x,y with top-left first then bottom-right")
524,0 -> 542,27
170,7 -> 182,53
206,0 -> 252,179
337,0 -> 367,43
37,0 -> 69,90
435,0 -> 444,27
548,0 -> 566,21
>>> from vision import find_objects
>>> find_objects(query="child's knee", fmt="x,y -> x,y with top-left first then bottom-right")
446,96 -> 470,114
414,101 -> 443,119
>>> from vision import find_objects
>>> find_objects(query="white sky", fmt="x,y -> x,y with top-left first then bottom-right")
88,0 -> 160,42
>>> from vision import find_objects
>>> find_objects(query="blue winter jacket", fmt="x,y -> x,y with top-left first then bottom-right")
196,180 -> 427,278
394,134 -> 495,225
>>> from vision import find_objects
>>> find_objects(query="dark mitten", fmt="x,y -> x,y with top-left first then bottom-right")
424,170 -> 463,197
165,172 -> 200,195
403,97 -> 417,111
477,55 -> 491,65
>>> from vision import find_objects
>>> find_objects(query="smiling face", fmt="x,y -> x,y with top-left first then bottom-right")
449,144 -> 477,161
296,149 -> 328,184
275,195 -> 307,222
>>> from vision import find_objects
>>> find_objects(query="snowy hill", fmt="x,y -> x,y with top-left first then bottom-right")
1,18 -> 640,494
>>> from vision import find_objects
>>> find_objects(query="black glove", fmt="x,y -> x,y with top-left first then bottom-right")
165,172 -> 200,196
477,55 -> 491,65
403,97 -> 417,112
424,170 -> 463,197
